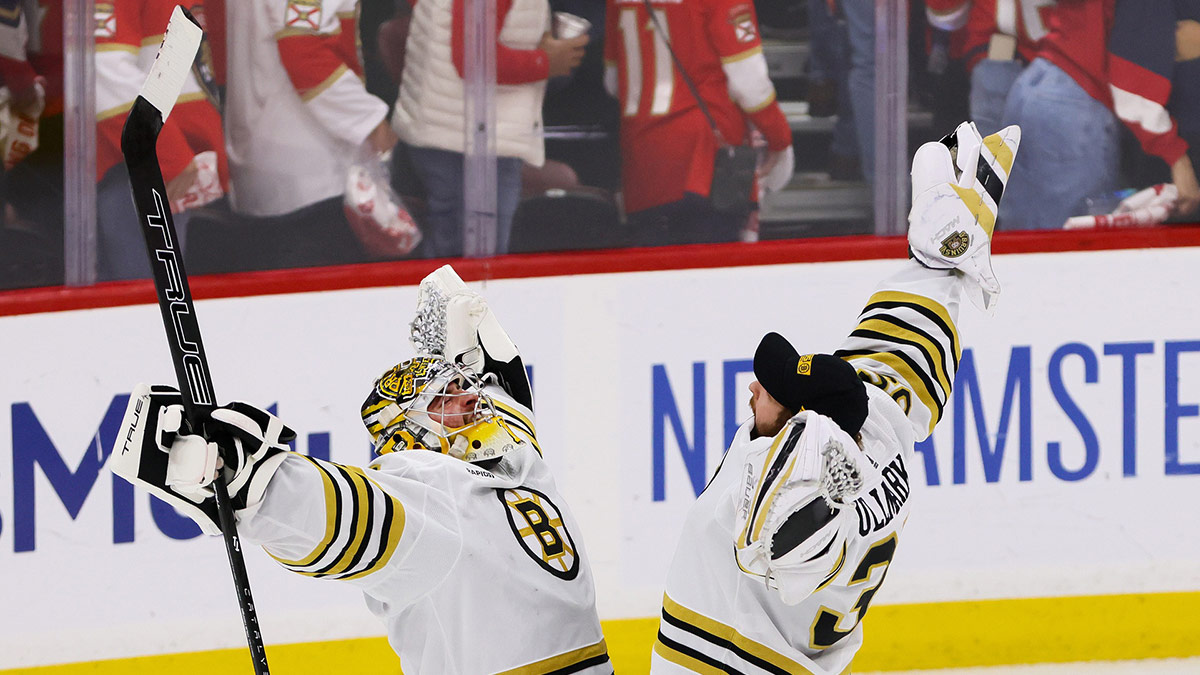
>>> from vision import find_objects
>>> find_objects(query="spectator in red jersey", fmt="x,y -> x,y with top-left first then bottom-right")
604,0 -> 794,246
94,0 -> 228,281
925,0 -> 1058,137
391,0 -> 588,258
998,0 -> 1199,230
223,0 -> 411,271
1117,1 -> 1200,220
0,0 -> 62,285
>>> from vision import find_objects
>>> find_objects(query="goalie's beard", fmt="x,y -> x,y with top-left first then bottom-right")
748,394 -> 795,440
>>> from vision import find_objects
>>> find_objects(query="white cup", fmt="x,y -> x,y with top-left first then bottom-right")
553,11 -> 591,39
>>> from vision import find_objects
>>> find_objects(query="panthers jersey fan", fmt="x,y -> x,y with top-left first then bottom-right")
603,0 -> 793,219
925,0 -> 1058,72
111,267 -> 611,675
651,122 -> 1021,675
95,0 -> 228,212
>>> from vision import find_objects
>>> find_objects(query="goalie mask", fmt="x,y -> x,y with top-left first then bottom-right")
360,356 -> 526,462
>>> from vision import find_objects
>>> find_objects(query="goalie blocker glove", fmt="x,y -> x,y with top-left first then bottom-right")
908,121 -> 1021,312
109,384 -> 294,535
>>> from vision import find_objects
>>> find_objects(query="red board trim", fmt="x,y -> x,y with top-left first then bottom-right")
3,226 -> 1199,317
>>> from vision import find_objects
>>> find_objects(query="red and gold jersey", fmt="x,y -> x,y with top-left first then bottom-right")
963,0 -> 1058,70
94,0 -> 227,185
225,0 -> 389,216
0,0 -> 63,116
604,0 -> 790,213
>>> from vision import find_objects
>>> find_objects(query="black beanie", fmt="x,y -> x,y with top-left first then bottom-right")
753,332 -> 869,435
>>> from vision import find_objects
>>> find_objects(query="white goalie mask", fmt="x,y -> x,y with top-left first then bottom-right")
361,356 -> 527,463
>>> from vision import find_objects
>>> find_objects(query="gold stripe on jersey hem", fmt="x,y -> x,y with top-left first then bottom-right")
854,317 -> 952,397
662,594 -> 815,674
95,43 -> 139,53
493,637 -> 608,675
299,63 -> 350,103
653,639 -> 726,675
268,456 -> 340,568
141,34 -> 165,47
863,290 -> 961,358
720,45 -> 762,65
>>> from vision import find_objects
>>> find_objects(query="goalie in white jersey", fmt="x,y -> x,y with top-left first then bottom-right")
651,121 -> 1022,675
110,267 -> 612,675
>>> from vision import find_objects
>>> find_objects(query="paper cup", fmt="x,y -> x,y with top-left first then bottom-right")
553,11 -> 591,39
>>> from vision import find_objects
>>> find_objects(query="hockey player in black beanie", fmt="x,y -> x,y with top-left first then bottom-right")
751,331 -> 869,438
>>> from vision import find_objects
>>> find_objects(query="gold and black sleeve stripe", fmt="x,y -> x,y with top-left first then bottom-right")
267,456 -> 406,581
835,290 -> 960,433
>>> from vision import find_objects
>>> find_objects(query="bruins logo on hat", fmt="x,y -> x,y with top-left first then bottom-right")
939,230 -> 971,258
797,354 -> 814,375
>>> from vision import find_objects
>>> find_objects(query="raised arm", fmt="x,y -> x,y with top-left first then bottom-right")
836,122 -> 1020,441
417,265 -> 538,445
110,386 -> 454,596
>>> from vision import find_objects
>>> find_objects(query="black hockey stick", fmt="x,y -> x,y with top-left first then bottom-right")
120,8 -> 270,674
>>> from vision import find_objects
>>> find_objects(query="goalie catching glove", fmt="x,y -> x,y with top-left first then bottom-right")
734,411 -> 879,605
108,384 -> 294,535
411,265 -> 521,372
908,121 -> 1021,312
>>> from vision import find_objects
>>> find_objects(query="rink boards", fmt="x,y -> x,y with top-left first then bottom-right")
1,244 -> 1198,672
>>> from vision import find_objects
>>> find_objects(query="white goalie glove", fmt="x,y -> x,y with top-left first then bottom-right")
411,264 -> 519,371
733,411 -> 879,605
109,384 -> 294,535
908,121 -> 1021,312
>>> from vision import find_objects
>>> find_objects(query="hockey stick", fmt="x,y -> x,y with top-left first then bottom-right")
120,8 -> 270,674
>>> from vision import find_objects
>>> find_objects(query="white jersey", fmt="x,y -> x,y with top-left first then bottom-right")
653,261 -> 965,675
238,389 -> 611,674
224,0 -> 389,216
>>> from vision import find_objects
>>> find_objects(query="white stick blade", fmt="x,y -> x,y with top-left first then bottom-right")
141,6 -> 203,121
